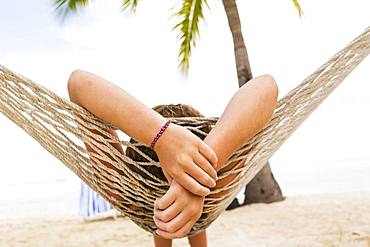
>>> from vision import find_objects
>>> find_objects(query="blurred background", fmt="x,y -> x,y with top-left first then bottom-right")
0,0 -> 369,218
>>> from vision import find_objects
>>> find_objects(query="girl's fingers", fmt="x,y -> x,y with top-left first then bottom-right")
154,202 -> 181,223
156,219 -> 195,239
155,187 -> 176,210
194,153 -> 218,180
176,173 -> 210,197
154,211 -> 188,234
198,141 -> 218,169
185,162 -> 216,189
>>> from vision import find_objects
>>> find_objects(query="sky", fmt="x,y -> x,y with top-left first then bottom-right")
0,0 -> 369,213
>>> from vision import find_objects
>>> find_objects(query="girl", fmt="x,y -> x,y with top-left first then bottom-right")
126,103 -> 212,247
67,70 -> 278,246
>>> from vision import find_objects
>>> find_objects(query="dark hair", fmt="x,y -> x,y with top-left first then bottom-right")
125,104 -> 211,181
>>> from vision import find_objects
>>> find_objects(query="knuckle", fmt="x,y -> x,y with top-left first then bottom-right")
155,219 -> 162,226
176,154 -> 188,166
193,143 -> 201,154
193,204 -> 202,216
157,202 -> 165,209
155,200 -> 162,209
159,213 -> 169,222
155,213 -> 163,221
190,205 -> 199,215
167,224 -> 176,233
195,210 -> 202,219
184,208 -> 193,218
171,168 -> 179,177
182,210 -> 191,220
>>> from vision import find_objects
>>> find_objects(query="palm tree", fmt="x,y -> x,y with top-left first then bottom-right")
54,0 -> 302,206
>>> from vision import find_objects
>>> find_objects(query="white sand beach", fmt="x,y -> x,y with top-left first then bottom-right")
1,192 -> 370,247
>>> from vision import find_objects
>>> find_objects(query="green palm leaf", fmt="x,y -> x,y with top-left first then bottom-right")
292,0 -> 303,17
174,0 -> 208,74
54,0 -> 140,19
121,0 -> 140,13
54,0 -> 90,18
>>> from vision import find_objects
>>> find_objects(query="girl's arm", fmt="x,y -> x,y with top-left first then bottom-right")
67,70 -> 218,196
154,75 -> 278,239
205,74 -> 278,168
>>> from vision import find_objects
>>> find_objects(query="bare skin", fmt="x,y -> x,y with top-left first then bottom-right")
153,231 -> 206,247
68,70 -> 218,197
154,75 -> 278,239
68,71 -> 278,246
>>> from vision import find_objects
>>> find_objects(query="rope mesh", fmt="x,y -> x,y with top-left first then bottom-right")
0,26 -> 369,235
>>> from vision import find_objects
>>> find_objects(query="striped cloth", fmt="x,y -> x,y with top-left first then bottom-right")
79,182 -> 112,219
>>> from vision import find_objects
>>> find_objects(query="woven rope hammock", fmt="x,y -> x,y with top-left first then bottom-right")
0,27 -> 369,235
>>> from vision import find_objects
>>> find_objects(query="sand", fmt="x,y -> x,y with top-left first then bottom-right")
1,192 -> 370,247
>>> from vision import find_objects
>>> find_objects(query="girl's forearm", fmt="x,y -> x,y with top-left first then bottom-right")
68,70 -> 167,147
68,70 -> 218,196
204,75 -> 278,170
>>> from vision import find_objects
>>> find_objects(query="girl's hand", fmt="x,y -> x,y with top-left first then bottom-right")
154,123 -> 218,196
153,180 -> 204,239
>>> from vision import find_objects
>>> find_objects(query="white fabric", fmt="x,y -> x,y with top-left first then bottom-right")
79,182 -> 111,219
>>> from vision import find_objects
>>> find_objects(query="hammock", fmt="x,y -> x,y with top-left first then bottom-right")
0,26 -> 369,235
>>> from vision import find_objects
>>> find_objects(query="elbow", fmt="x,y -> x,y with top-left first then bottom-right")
261,74 -> 278,102
67,69 -> 87,103
257,74 -> 279,120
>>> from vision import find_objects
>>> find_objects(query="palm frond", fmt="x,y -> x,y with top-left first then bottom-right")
174,0 -> 208,74
121,0 -> 140,13
292,0 -> 303,17
53,0 -> 90,20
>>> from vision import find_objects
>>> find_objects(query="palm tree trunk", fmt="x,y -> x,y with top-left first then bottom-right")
222,0 -> 284,206
222,0 -> 252,86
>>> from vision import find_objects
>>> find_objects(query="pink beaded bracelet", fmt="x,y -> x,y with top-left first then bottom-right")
150,120 -> 171,149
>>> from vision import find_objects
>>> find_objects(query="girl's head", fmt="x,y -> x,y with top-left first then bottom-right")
152,104 -> 204,119
125,104 -> 211,181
